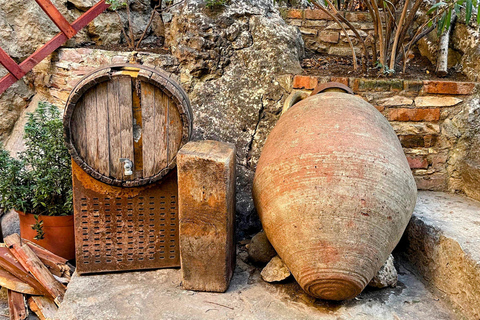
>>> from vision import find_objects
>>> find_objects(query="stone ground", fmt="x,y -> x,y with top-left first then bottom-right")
54,256 -> 460,320
2,191 -> 477,319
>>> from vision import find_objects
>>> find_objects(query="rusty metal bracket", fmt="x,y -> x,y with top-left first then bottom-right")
310,82 -> 354,96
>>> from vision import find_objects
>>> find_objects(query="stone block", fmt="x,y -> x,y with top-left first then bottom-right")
287,9 -> 303,19
399,134 -> 438,148
345,11 -> 373,22
330,76 -> 349,86
400,191 -> 480,319
177,140 -> 236,293
388,108 -> 440,122
404,80 -> 424,93
406,155 -> 429,169
304,9 -> 333,20
318,30 -> 340,43
377,95 -> 413,107
303,20 -> 327,27
414,174 -> 447,190
328,46 -> 361,56
422,80 -> 476,95
415,96 -> 463,107
299,27 -> 317,36
292,75 -> 318,90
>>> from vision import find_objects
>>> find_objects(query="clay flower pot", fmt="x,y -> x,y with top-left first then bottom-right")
18,211 -> 75,260
253,92 -> 417,300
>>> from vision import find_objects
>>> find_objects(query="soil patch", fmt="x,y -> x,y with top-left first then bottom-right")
301,49 -> 469,81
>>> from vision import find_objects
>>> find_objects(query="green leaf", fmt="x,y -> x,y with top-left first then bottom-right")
445,8 -> 452,32
466,0 -> 473,24
454,3 -> 461,15
437,11 -> 447,36
427,1 -> 446,14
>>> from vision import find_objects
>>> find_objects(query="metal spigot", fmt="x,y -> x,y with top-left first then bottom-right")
120,158 -> 133,176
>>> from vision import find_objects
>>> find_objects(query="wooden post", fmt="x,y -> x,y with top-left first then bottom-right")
177,140 -> 236,292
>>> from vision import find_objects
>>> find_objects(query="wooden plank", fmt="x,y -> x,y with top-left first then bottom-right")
168,100 -> 183,162
72,93 -> 88,161
141,82 -> 155,177
154,87 -> 168,172
0,267 -> 43,295
0,247 -> 50,297
7,290 -> 27,320
108,78 -> 122,179
34,0 -> 76,38
96,82 -> 110,176
4,234 -> 66,306
118,76 -> 134,180
28,296 -> 57,320
84,87 -> 98,168
132,82 -> 144,179
23,240 -> 74,280
0,48 -> 23,79
0,1 -> 109,95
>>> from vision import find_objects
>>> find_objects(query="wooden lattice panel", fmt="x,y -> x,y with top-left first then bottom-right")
0,0 -> 109,95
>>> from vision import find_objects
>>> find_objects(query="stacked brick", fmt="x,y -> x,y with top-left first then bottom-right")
282,9 -> 375,55
292,75 -> 478,192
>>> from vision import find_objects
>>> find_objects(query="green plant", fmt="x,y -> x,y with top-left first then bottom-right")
0,102 -> 73,237
105,0 -> 127,10
205,0 -> 227,8
314,0 -> 480,74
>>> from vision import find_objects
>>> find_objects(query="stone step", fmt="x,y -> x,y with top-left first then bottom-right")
55,256 -> 458,319
399,191 -> 480,320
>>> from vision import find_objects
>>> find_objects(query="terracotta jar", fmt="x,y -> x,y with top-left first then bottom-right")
18,211 -> 75,260
253,91 -> 417,300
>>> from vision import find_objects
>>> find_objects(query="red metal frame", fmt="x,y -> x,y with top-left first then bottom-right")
0,0 -> 110,95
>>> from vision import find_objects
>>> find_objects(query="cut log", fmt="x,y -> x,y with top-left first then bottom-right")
0,247 -> 51,297
436,12 -> 456,77
7,290 -> 27,320
28,296 -> 57,320
23,239 -> 74,280
4,234 -> 66,306
0,267 -> 42,295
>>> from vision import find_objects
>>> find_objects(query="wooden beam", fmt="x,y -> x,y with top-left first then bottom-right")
28,296 -> 57,320
0,48 -> 24,79
7,290 -> 27,320
5,234 -> 66,306
0,0 -> 109,95
34,0 -> 76,38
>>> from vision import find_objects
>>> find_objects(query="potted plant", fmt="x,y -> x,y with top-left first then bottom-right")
0,102 -> 74,260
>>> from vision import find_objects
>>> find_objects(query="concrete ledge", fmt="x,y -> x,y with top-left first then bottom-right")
399,191 -> 480,320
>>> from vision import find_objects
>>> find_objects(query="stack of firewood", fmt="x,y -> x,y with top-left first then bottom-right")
0,234 -> 74,320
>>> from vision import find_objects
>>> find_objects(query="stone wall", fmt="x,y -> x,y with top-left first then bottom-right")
292,75 -> 480,196
282,9 -> 374,55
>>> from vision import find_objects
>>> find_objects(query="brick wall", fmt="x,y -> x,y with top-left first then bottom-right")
291,75 -> 479,192
282,9 -> 375,55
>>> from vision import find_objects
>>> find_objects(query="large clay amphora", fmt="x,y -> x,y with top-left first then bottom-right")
252,91 -> 417,300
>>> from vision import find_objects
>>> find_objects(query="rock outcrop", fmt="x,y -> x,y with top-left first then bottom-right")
0,0 -> 304,238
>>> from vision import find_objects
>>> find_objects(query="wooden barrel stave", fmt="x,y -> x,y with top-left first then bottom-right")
64,64 -> 192,187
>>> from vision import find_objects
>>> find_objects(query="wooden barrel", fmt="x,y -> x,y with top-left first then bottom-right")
64,64 -> 193,187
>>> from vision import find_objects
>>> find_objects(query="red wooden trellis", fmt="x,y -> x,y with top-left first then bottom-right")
0,0 -> 110,95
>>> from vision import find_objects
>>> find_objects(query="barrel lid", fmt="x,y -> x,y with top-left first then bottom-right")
64,64 -> 193,187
